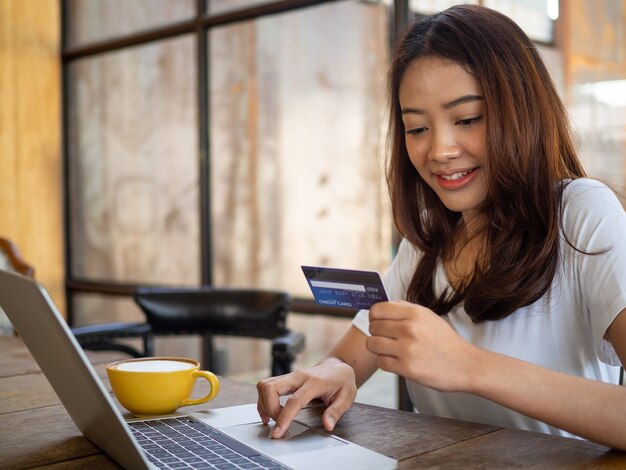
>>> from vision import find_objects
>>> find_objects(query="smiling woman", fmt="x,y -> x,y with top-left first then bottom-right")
387,5 -> 587,323
256,4 -> 626,451
399,58 -> 487,219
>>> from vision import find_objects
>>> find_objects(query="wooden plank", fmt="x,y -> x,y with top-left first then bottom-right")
0,364 -> 115,414
0,0 -> 64,312
13,0 -> 64,312
29,453 -> 121,470
400,426 -> 626,468
0,337 -> 133,378
0,372 -> 63,414
0,349 -> 50,379
0,405 -> 104,470
0,0 -> 19,236
295,402 -> 500,461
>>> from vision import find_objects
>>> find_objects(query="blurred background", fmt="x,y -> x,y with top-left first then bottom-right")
1,0 -> 625,407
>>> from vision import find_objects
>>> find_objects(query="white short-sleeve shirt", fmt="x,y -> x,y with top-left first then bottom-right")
353,178 -> 626,438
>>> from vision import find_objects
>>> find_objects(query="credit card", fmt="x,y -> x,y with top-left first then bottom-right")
301,265 -> 388,310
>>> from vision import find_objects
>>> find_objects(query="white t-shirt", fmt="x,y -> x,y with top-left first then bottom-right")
353,178 -> 626,438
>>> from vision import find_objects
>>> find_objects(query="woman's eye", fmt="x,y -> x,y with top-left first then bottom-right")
456,116 -> 482,127
405,127 -> 427,135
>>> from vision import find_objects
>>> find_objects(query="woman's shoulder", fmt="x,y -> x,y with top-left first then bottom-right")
563,177 -> 613,197
381,237 -> 423,298
391,237 -> 422,273
561,177 -> 625,243
562,178 -> 623,213
397,237 -> 420,255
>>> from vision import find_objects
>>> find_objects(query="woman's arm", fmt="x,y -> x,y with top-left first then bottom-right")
367,302 -> 626,450
257,324 -> 379,438
468,307 -> 626,449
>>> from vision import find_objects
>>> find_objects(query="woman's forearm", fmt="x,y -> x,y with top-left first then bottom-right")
468,347 -> 626,450
324,325 -> 379,388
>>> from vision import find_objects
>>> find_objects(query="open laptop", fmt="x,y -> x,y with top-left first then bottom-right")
0,269 -> 396,470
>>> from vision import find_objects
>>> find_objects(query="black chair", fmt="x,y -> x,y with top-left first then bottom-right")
73,286 -> 305,377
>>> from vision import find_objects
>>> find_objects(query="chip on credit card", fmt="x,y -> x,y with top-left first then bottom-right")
301,265 -> 388,310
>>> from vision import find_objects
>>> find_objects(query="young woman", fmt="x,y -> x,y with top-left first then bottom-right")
257,4 -> 626,449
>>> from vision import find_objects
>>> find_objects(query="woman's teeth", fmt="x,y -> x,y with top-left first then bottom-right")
440,170 -> 472,181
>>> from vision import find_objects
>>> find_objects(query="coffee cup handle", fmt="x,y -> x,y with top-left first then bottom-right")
181,370 -> 220,407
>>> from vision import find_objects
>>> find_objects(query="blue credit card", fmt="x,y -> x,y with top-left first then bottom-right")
301,265 -> 388,310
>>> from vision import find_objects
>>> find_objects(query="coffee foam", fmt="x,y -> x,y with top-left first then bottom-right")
115,360 -> 195,372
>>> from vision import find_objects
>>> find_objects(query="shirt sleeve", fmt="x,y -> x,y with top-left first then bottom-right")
352,238 -> 420,336
563,179 -> 626,366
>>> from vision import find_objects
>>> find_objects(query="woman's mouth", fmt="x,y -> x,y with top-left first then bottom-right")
436,168 -> 479,189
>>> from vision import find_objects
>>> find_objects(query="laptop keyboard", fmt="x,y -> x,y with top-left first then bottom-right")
129,416 -> 290,469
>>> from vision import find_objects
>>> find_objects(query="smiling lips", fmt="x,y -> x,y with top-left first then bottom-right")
436,168 -> 479,189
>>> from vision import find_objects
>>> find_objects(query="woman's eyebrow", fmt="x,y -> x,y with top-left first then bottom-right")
401,94 -> 484,115
442,94 -> 484,110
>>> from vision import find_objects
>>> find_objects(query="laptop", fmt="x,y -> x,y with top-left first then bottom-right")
0,270 -> 396,470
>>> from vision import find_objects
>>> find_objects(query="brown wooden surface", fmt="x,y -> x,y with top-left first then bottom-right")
0,336 -> 137,378
401,427 -> 625,469
1,337 -> 625,469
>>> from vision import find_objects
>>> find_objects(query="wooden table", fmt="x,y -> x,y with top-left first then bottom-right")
1,335 -> 625,469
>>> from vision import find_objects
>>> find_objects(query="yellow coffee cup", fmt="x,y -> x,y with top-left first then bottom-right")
106,357 -> 220,417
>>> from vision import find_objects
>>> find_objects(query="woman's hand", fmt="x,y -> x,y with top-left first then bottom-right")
256,359 -> 358,438
367,300 -> 478,392
369,302 -> 626,450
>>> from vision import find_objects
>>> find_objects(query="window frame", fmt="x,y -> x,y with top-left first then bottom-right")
61,0 -> 409,325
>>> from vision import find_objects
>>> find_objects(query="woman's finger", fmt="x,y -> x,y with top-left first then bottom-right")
368,318 -> 405,338
256,373 -> 306,422
369,300 -> 415,321
365,335 -> 399,358
272,379 -> 331,438
321,386 -> 357,432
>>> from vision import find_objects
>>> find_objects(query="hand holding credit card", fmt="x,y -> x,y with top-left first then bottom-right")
301,265 -> 388,310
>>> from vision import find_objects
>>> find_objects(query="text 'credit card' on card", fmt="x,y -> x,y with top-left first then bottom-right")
301,266 -> 388,310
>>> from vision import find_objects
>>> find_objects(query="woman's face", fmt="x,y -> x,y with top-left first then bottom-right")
399,57 -> 487,223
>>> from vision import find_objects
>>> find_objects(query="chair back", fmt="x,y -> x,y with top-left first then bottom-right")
0,237 -> 34,277
134,287 -> 290,338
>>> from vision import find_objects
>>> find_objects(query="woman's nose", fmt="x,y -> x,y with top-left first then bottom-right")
429,129 -> 462,162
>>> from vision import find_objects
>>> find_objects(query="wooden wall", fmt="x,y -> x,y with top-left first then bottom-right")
0,0 -> 64,312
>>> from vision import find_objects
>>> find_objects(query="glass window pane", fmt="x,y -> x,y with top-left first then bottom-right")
483,0 -> 554,43
65,0 -> 196,46
67,36 -> 200,285
209,0 -> 393,296
410,0 -> 553,43
409,0 -> 477,15
571,80 -> 626,187
72,293 -> 143,326
563,0 -> 626,189
208,0 -> 274,15
568,0 -> 622,64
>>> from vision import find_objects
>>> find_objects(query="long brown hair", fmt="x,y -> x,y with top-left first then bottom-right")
387,5 -> 587,322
